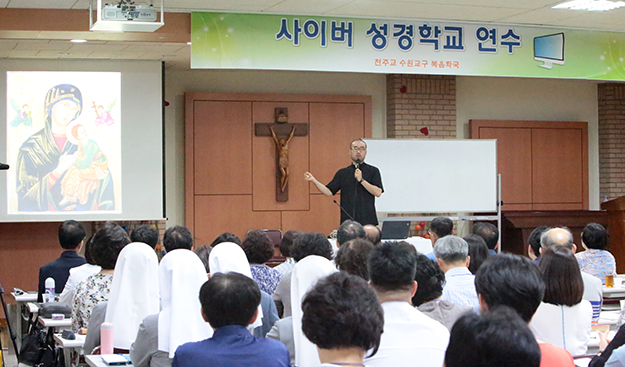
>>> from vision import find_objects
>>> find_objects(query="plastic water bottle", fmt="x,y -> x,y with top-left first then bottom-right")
101,322 -> 114,354
44,277 -> 55,303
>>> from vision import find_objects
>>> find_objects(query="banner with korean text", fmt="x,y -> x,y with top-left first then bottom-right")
191,12 -> 625,81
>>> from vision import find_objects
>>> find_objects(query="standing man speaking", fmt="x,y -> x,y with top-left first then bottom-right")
305,139 -> 384,225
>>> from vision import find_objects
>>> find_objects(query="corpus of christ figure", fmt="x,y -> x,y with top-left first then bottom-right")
270,125 -> 296,193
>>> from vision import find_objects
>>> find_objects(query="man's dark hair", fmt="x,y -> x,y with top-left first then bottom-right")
209,232 -> 241,247
58,220 -> 86,250
241,230 -> 274,264
291,232 -> 333,262
368,241 -> 416,292
474,254 -> 545,323
430,217 -> 453,238
538,246 -> 584,307
337,220 -> 366,246
412,253 -> 445,306
335,238 -> 374,280
193,245 -> 212,273
363,225 -> 382,246
582,223 -> 609,250
445,306 -> 541,367
163,225 -> 194,252
302,272 -> 383,356
473,222 -> 499,250
90,221 -> 130,270
130,225 -> 159,249
199,272 -> 261,329
280,230 -> 303,258
528,226 -> 551,258
350,138 -> 367,149
464,234 -> 489,275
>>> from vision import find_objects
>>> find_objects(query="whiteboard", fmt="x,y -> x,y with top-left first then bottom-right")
364,139 -> 497,213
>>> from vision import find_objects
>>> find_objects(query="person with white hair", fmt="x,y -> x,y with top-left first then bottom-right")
433,235 -> 480,311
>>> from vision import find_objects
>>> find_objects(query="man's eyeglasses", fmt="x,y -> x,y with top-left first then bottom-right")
351,146 -> 367,151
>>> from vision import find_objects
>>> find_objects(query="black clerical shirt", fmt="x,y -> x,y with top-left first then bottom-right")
326,162 -> 384,226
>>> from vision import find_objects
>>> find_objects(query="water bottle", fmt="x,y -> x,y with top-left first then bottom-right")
101,322 -> 114,354
44,277 -> 55,303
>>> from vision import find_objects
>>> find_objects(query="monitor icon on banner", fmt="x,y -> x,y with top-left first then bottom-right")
534,33 -> 565,69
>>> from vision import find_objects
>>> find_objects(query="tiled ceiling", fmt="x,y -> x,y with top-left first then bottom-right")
1,0 -> 625,70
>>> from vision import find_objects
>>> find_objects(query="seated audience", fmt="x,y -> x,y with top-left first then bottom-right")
475,253 -> 575,366
425,217 -> 453,260
38,220 -> 87,302
193,244 -> 212,274
172,273 -> 290,367
241,230 -> 283,295
273,232 -> 333,318
445,307 -> 541,367
84,242 -> 160,353
433,235 -> 480,311
472,222 -> 499,255
334,238 -> 374,280
302,272 -> 384,366
58,235 -> 101,304
163,226 -> 193,253
131,225 -> 160,249
576,223 -> 616,285
412,253 -> 471,331
71,222 -> 129,332
336,220 -> 366,247
589,324 -> 625,367
364,241 -> 449,367
274,230 -> 302,275
363,224 -> 382,246
527,225 -> 550,262
541,227 -> 604,323
291,254 -> 338,367
209,242 -> 278,337
530,246 -> 593,356
130,249 -> 211,367
209,232 -> 241,247
464,234 -> 489,274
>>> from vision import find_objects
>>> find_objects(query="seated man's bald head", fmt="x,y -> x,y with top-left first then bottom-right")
540,227 -> 575,252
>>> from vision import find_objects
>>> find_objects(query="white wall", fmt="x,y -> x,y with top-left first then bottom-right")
456,76 -> 600,210
164,69 -> 387,225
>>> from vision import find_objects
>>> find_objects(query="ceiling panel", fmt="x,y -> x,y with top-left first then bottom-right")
494,8 -> 580,25
265,0 -> 356,15
6,0 -> 77,8
162,0 -> 283,12
14,40 -> 72,51
326,1 -> 524,22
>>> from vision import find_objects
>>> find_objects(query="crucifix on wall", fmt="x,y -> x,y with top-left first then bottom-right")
255,108 -> 309,202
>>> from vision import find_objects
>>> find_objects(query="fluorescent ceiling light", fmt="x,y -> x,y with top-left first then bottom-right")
70,39 -> 87,43
552,0 -> 625,11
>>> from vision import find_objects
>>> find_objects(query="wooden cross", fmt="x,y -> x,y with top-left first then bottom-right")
254,108 -> 308,202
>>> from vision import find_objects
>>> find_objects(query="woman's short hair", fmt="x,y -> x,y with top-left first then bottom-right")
538,246 -> 584,307
582,223 -> 609,250
193,245 -> 212,273
291,232 -> 333,262
241,230 -> 274,264
302,272 -> 383,356
335,238 -> 374,280
280,230 -> 303,258
412,253 -> 446,306
90,221 -> 130,270
464,234 -> 490,274
210,232 -> 241,247
445,306 -> 541,367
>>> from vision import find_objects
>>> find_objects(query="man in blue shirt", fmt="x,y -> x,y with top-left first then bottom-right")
173,272 -> 290,367
473,222 -> 499,255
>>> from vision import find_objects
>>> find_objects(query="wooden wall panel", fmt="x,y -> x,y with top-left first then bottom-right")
252,102 -> 309,211
478,127 -> 532,207
309,103 -> 367,191
532,128 -> 584,207
185,93 -> 372,237
281,194 -> 340,233
193,195 -> 281,245
193,101 -> 252,195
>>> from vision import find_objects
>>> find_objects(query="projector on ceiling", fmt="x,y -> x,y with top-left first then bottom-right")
102,4 -> 158,21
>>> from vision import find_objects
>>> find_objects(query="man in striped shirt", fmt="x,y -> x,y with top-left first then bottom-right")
434,235 -> 480,311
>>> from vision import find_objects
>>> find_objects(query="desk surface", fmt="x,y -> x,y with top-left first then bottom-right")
39,316 -> 72,328
86,355 -> 132,367
54,333 -> 85,348
11,291 -> 38,303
